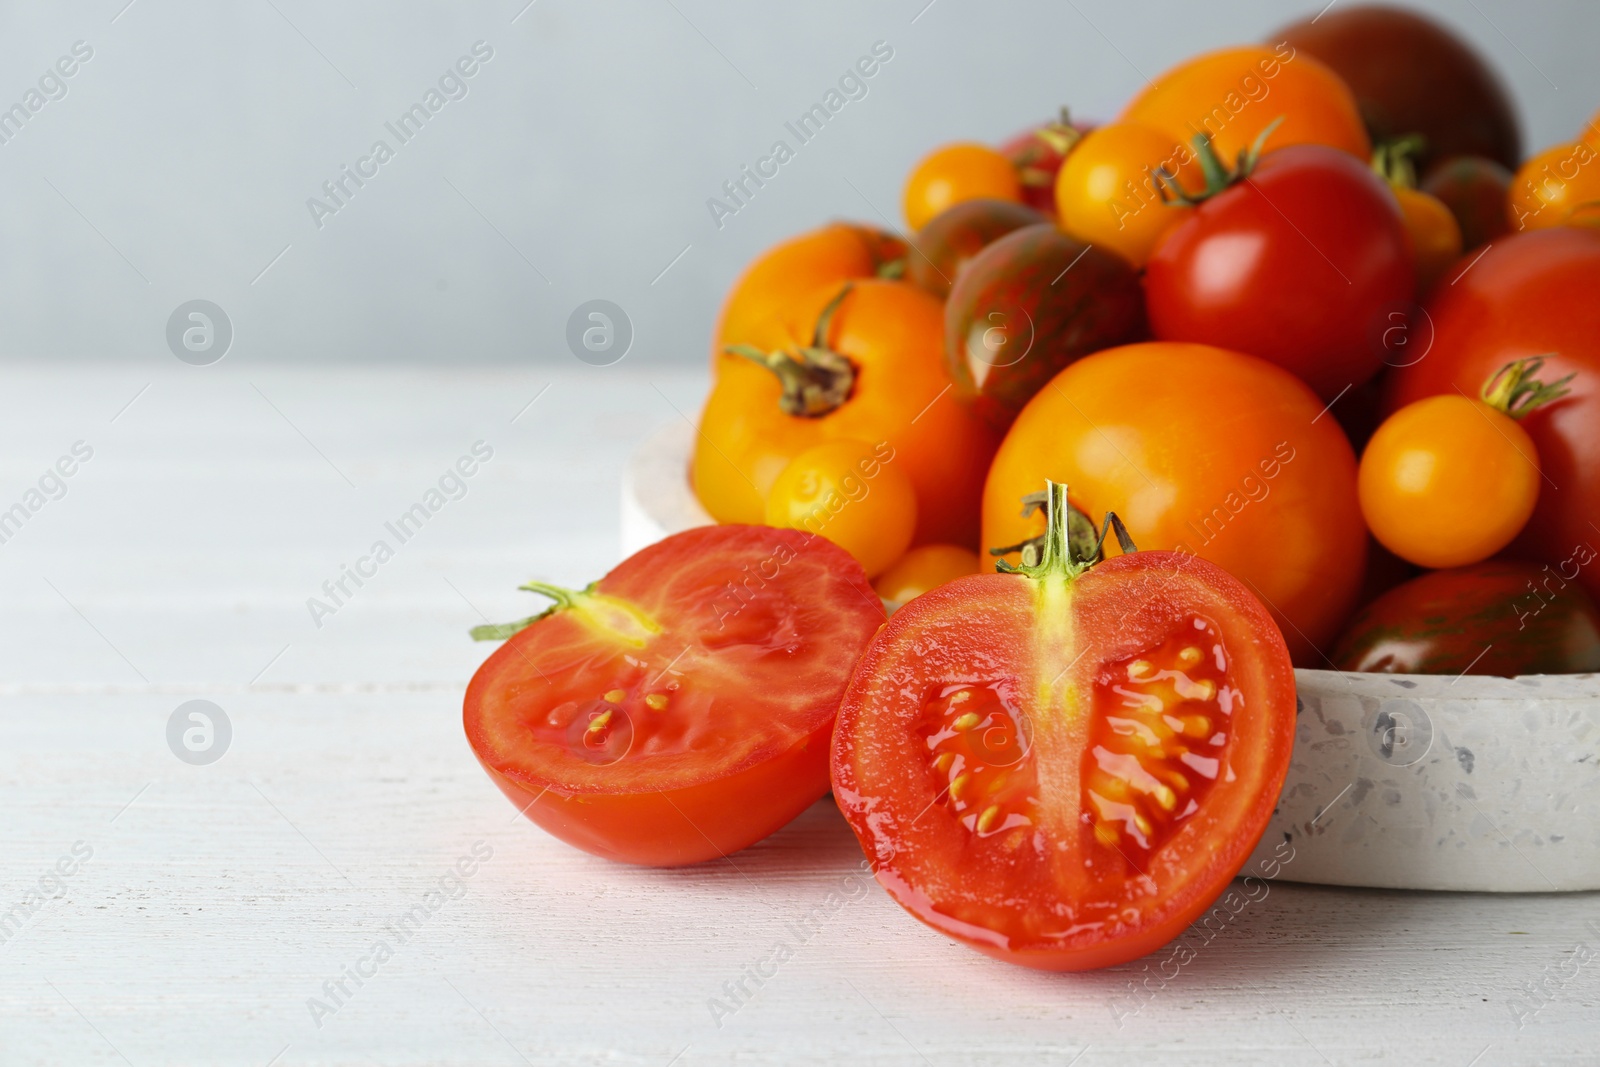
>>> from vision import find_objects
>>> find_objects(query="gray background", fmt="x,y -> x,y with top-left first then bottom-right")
0,0 -> 1594,368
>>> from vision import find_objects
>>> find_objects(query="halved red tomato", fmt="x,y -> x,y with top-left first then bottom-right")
465,525 -> 885,866
832,484 -> 1296,970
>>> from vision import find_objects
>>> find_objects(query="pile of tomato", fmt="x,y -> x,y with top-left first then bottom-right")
465,7 -> 1600,973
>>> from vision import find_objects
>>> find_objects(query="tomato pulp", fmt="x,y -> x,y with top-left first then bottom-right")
833,484 -> 1297,970
465,525 -> 885,866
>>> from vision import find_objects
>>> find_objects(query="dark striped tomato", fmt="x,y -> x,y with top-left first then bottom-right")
1332,561 -> 1600,676
944,224 -> 1146,433
908,198 -> 1047,300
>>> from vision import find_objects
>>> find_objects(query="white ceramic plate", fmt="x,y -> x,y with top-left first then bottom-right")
622,421 -> 1600,891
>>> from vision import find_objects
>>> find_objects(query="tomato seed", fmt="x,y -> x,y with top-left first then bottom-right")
1085,615 -> 1233,868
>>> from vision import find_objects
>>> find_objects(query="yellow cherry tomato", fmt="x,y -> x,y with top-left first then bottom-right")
872,544 -> 981,606
1054,122 -> 1201,266
1359,394 -> 1541,569
1392,185 -> 1463,293
764,439 -> 917,578
903,143 -> 1023,231
1508,141 -> 1600,232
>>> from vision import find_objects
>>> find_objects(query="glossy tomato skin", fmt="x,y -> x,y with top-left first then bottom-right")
478,726 -> 835,866
944,224 -> 1146,433
1120,45 -> 1369,163
1054,122 -> 1201,268
1359,394 -> 1541,569
1422,155 -> 1513,251
1145,145 -> 1414,401
903,143 -> 1023,231
464,525 -> 885,866
872,543 -> 981,607
695,279 -> 1000,548
1507,141 -> 1600,233
1332,561 -> 1600,676
1384,228 -> 1600,603
714,222 -> 905,371
983,343 -> 1366,666
1275,6 -> 1521,172
908,198 -> 1048,299
764,438 -> 918,578
832,550 -> 1297,970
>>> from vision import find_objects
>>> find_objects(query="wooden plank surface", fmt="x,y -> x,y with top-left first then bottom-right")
2,365 -> 1597,1066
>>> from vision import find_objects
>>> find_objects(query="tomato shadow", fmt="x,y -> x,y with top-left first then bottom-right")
1105,879 -> 1489,989
582,794 -> 866,899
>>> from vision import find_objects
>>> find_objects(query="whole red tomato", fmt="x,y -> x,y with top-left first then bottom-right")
1145,144 -> 1414,401
1385,228 -> 1600,604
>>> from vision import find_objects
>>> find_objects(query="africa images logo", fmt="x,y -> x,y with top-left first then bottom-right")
305,41 -> 495,230
705,41 -> 894,229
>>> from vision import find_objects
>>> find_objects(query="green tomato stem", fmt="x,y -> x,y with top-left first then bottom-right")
1480,356 -> 1575,419
992,481 -> 1137,580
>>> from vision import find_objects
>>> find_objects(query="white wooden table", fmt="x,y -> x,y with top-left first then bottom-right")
2,364 -> 1597,1066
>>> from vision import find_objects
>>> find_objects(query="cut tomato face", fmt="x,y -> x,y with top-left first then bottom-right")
832,485 -> 1296,970
465,525 -> 886,867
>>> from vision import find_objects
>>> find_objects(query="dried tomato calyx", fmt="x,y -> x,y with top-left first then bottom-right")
1480,355 -> 1574,419
1369,134 -> 1426,189
724,284 -> 857,418
1155,115 -> 1285,207
992,482 -> 1136,580
469,580 -> 662,646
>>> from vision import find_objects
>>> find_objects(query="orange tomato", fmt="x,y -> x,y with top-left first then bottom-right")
713,222 -> 904,369
1507,141 -> 1600,232
765,439 -> 918,578
1359,394 -> 1540,569
695,279 -> 999,547
1054,122 -> 1202,266
1120,44 -> 1370,163
872,544 -> 981,605
1392,185 -> 1463,293
982,342 -> 1365,666
903,143 -> 1023,231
